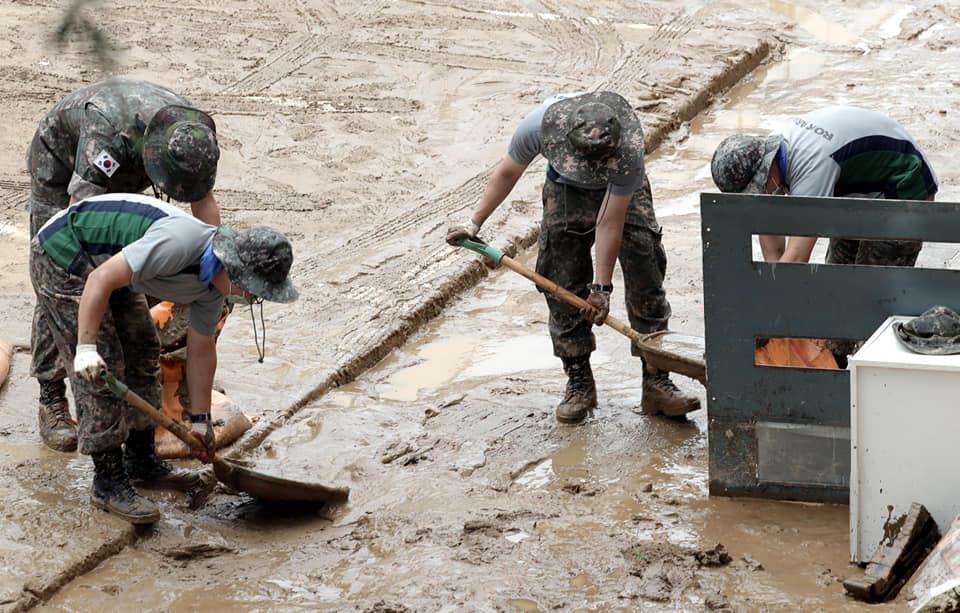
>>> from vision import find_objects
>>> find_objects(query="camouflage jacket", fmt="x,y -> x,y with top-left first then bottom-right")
30,78 -> 190,200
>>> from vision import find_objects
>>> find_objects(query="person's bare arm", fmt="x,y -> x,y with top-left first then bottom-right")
77,253 -> 133,344
447,157 -> 527,245
471,157 -> 528,226
186,327 -> 217,418
593,192 -> 630,285
779,236 -> 817,263
759,234 -> 785,261
190,191 -> 221,226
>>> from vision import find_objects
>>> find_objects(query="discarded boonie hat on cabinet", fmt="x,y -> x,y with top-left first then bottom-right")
893,306 -> 960,355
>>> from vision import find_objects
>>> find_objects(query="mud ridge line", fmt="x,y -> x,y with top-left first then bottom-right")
9,527 -> 137,612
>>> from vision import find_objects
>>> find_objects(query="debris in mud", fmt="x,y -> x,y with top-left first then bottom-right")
739,554 -> 765,572
561,482 -> 599,496
379,438 -> 435,465
623,541 -> 736,606
695,544 -> 732,568
844,503 -> 940,602
160,542 -> 237,560
363,601 -> 409,613
704,592 -> 734,611
379,440 -> 414,464
642,483 -> 654,493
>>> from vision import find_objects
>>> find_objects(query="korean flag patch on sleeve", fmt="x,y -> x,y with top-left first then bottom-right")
93,150 -> 120,178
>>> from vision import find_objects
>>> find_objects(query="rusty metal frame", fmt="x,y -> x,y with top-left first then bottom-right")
701,192 -> 960,503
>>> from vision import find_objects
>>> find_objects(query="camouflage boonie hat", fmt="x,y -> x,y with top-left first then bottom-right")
144,105 -> 219,203
213,225 -> 299,304
711,134 -> 784,194
541,91 -> 644,186
894,306 -> 960,355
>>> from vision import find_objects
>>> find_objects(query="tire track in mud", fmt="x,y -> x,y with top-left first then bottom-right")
0,180 -> 28,212
218,0 -> 388,96
604,12 -> 700,91
523,0 -> 623,77
309,11 -> 699,271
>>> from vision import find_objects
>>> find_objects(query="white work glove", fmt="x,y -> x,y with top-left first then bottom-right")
189,413 -> 216,463
74,343 -> 106,382
445,219 -> 481,246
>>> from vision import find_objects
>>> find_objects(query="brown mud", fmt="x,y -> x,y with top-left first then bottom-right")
2,0 -> 960,611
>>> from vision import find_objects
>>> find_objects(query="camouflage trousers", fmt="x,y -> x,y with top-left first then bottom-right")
27,130 -> 73,395
29,241 -> 160,454
825,238 -> 922,267
536,176 -> 671,359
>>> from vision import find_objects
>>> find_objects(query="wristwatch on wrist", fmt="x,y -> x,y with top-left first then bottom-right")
189,413 -> 211,424
587,283 -> 613,293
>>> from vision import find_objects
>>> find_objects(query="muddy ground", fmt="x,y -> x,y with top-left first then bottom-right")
2,0 -> 960,611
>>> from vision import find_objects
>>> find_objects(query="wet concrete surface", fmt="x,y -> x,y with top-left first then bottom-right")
3,0 -> 960,610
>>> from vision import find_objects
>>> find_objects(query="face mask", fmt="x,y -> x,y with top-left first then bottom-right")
225,293 -> 254,305
225,280 -> 256,305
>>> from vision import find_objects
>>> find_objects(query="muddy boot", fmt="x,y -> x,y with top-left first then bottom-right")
91,448 -> 161,524
641,370 -> 701,418
38,380 -> 78,452
555,356 -> 598,424
124,428 -> 201,490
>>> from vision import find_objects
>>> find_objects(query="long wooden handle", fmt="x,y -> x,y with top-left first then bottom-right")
100,370 -> 208,455
121,388 -> 208,455
499,256 -> 646,346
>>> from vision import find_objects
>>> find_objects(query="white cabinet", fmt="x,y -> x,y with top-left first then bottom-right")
849,316 -> 960,563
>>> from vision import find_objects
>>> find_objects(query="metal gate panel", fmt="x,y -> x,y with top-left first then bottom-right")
701,193 -> 960,502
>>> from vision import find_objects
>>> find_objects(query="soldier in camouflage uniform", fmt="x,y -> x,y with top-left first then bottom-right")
710,106 -> 937,266
447,91 -> 699,423
711,106 -> 938,364
31,193 -> 297,523
27,77 -> 221,452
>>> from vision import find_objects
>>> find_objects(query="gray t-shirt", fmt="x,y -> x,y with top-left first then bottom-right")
119,202 -> 224,336
780,105 -> 938,200
507,92 -> 645,196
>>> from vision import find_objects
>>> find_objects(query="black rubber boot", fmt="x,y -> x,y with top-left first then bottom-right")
641,369 -> 700,418
555,356 -> 598,424
91,448 -> 161,524
38,380 -> 77,453
124,428 -> 201,490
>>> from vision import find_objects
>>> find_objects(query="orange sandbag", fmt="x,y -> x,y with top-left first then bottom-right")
156,390 -> 253,459
151,300 -> 175,330
0,338 -> 11,390
755,338 -> 839,369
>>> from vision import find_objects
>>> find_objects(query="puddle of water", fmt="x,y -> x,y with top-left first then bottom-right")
380,335 -> 477,401
768,0 -> 861,45
458,335 -> 557,379
507,598 -> 543,613
515,458 -> 553,489
689,496 -> 864,610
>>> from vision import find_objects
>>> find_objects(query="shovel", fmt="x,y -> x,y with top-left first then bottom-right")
99,370 -> 349,504
455,238 -> 706,385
